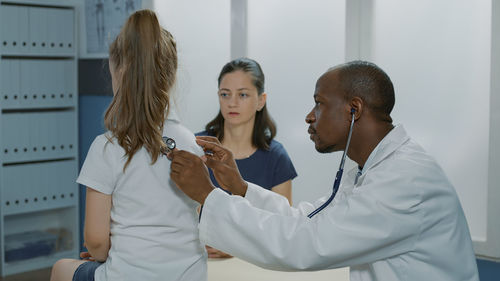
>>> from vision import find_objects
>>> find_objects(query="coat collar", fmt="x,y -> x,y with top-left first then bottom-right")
345,124 -> 410,186
360,124 -> 410,174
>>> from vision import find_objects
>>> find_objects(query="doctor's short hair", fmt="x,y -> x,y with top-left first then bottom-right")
335,61 -> 395,117
105,9 -> 177,171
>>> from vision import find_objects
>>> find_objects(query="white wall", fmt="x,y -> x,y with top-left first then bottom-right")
151,0 -> 499,259
247,0 -> 349,204
355,0 -> 491,243
153,0 -> 231,132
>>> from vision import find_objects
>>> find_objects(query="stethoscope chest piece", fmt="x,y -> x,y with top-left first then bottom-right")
161,137 -> 176,155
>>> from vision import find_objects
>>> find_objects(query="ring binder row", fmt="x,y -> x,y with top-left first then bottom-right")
1,159 -> 78,215
0,1 -> 79,276
0,5 -> 74,56
0,59 -> 76,110
0,111 -> 77,163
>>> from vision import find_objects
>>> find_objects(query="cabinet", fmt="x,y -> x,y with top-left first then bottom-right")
0,0 -> 78,276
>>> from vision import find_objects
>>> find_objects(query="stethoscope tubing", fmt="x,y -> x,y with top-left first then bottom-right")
307,111 -> 355,218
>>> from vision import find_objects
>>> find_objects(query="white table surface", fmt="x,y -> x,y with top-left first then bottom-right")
208,257 -> 349,281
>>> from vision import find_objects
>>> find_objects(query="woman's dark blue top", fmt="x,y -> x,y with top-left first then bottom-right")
196,131 -> 297,190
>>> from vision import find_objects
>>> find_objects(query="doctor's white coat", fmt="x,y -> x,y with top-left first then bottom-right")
199,125 -> 479,281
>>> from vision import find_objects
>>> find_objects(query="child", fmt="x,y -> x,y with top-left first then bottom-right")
50,9 -> 207,281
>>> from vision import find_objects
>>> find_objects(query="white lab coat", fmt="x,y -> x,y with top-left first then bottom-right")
199,125 -> 479,281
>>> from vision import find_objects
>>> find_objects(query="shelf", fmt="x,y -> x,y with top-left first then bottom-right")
0,0 -> 75,9
0,1 -> 79,277
0,53 -> 75,59
2,197 -> 78,216
1,105 -> 76,112
3,249 -> 78,276
1,153 -> 77,165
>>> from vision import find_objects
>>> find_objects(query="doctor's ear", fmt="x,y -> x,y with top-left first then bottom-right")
349,97 -> 363,120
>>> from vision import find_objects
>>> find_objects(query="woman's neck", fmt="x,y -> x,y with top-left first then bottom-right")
222,121 -> 256,159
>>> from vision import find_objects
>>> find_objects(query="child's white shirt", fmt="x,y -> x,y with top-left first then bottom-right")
77,115 -> 207,281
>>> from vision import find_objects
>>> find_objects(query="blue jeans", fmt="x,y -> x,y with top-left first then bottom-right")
72,261 -> 102,281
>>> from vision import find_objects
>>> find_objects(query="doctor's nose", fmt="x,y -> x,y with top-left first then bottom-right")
305,110 -> 315,124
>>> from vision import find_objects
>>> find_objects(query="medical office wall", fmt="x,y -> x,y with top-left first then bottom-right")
344,0 -> 500,263
152,0 -> 500,268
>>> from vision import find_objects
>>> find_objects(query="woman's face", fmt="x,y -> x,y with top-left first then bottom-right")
218,70 -> 266,127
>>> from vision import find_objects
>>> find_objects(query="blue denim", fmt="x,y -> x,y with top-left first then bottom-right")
72,261 -> 102,281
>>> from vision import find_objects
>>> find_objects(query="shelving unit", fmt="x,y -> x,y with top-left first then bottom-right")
0,0 -> 78,276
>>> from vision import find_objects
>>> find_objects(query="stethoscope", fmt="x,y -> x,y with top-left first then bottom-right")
161,136 -> 176,155
307,108 -> 356,218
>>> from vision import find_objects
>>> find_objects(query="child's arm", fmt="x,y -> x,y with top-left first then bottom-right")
84,187 -> 112,262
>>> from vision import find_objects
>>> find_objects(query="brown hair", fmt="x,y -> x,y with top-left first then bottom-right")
205,58 -> 276,150
104,9 -> 177,170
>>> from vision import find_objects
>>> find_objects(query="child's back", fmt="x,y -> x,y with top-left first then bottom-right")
78,116 -> 207,281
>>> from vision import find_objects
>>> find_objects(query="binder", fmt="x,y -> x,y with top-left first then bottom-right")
36,112 -> 50,160
1,59 -> 11,108
59,111 -> 75,152
63,60 -> 75,106
47,8 -> 61,55
28,7 -> 41,54
38,7 -> 48,54
57,61 -> 66,107
20,114 -> 30,159
49,61 -> 59,107
29,163 -> 42,210
19,60 -> 32,108
32,60 -> 43,107
2,164 -> 20,211
3,113 -> 14,161
29,112 -> 40,159
61,9 -> 74,54
1,5 -> 18,54
41,60 -> 52,106
11,59 -> 20,108
17,6 -> 29,54
0,6 -> 9,53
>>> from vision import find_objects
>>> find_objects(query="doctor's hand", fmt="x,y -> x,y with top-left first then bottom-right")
169,149 -> 215,204
196,136 -> 248,196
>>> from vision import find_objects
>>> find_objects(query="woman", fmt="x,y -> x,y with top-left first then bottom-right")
198,58 -> 297,258
50,10 -> 206,281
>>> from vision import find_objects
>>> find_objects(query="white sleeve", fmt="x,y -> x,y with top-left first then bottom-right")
244,182 -> 317,216
76,135 -> 117,195
199,178 -> 420,271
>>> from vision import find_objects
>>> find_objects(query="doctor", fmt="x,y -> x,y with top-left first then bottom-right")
169,61 -> 479,281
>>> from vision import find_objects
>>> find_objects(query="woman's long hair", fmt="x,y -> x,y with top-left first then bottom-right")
104,9 -> 177,170
205,58 -> 276,150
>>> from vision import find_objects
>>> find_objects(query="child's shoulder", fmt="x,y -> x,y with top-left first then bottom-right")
163,119 -> 204,156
